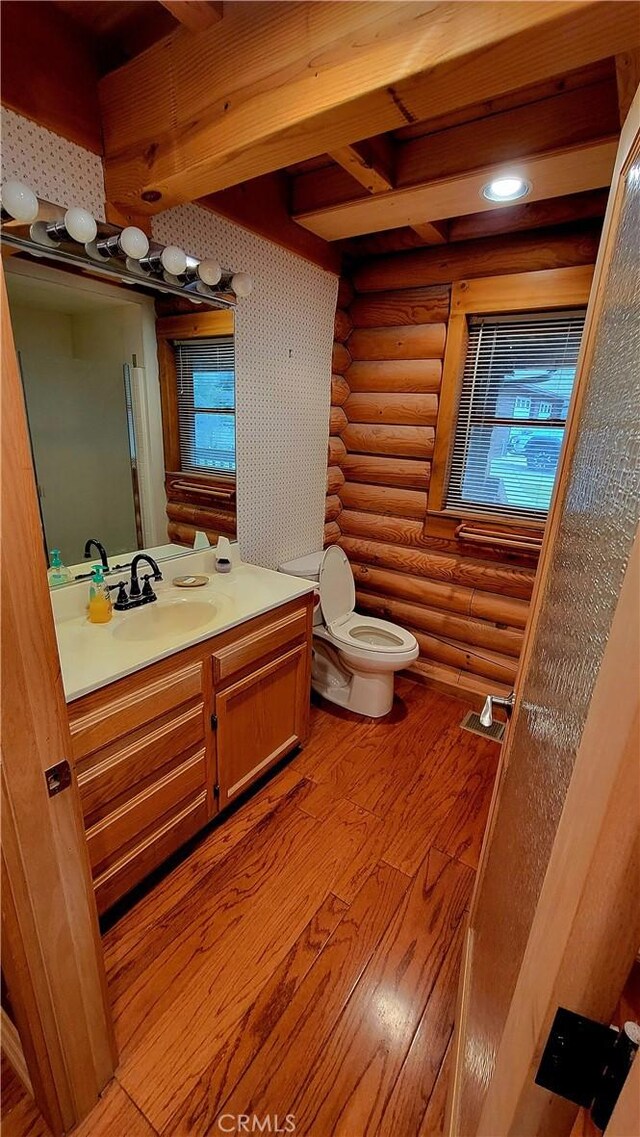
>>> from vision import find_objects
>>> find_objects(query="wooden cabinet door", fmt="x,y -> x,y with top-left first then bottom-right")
215,644 -> 309,808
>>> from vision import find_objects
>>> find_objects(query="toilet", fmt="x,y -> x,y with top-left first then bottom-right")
279,546 -> 419,718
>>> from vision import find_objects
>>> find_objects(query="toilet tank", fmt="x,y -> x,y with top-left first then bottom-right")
278,551 -> 323,625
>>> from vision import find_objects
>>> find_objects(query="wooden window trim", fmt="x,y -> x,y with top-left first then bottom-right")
427,265 -> 594,537
156,309 -> 236,484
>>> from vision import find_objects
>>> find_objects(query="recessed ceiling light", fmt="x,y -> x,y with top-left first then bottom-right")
482,176 -> 531,203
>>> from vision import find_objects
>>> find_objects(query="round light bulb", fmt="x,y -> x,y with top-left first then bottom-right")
197,259 -> 222,286
1,179 -> 39,223
120,226 -> 149,260
231,271 -> 253,298
482,176 -> 530,203
64,207 -> 97,243
161,245 -> 187,275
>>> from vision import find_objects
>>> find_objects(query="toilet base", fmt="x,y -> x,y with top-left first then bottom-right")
311,650 -> 395,717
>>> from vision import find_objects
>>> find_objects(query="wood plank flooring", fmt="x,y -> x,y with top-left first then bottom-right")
2,679 -> 499,1137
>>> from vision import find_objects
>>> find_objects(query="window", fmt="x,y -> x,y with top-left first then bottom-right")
173,336 -> 236,474
445,311 -> 585,523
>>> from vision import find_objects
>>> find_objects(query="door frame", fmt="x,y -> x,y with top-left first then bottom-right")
1,263 -> 116,1134
447,87 -> 640,1136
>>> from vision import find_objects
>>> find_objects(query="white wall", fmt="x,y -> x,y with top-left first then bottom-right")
2,109 -> 338,568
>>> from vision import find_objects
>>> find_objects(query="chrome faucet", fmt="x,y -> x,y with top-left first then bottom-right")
113,554 -> 163,611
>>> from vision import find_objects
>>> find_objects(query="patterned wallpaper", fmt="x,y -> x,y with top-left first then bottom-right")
1,108 -> 106,220
1,109 -> 337,567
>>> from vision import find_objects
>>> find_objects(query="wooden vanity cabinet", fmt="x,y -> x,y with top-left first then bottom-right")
67,595 -> 313,914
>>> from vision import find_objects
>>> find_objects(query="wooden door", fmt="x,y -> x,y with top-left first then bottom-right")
1,264 -> 116,1133
448,93 -> 640,1137
215,644 -> 309,808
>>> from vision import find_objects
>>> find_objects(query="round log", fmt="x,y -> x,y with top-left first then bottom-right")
332,342 -> 351,374
333,309 -> 353,343
355,590 -> 523,657
341,423 -> 435,459
341,454 -> 430,491
349,287 -> 450,328
344,392 -> 438,426
331,373 -> 351,405
339,534 -> 535,599
325,495 -> 342,523
340,482 -> 428,521
329,405 -> 348,435
328,435 -> 347,464
337,277 -> 354,309
348,323 -> 446,361
327,465 -> 346,494
324,521 -> 341,546
351,562 -> 529,627
347,359 -> 441,393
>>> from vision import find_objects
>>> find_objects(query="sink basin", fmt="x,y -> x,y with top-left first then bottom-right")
112,599 -> 221,643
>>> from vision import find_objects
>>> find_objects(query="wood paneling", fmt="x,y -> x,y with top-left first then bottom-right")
342,454 -> 430,490
1,1 -> 103,153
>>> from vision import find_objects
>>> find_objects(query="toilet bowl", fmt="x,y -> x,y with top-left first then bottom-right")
279,546 -> 418,718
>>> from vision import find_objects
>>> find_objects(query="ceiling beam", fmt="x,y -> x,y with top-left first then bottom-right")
340,189 -> 608,258
294,139 -> 617,240
158,1 -> 223,32
411,222 -> 449,245
615,50 -> 640,125
98,0 -> 635,214
292,76 -> 619,213
328,139 -> 394,195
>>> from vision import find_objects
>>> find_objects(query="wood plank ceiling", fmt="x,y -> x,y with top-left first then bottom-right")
2,2 -> 639,269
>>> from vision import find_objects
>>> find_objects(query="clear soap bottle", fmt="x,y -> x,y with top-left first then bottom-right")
88,564 -> 113,624
47,549 -> 72,588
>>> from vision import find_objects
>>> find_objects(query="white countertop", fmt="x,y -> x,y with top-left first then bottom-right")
53,551 -> 315,703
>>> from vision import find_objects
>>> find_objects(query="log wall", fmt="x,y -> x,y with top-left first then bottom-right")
327,229 -> 598,702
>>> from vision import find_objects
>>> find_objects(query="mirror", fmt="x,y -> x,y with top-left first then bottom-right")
4,257 -> 237,582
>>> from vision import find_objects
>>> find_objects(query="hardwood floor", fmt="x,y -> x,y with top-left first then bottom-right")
2,680 -> 499,1137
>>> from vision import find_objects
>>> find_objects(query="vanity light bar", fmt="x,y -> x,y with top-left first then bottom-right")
0,181 -> 253,306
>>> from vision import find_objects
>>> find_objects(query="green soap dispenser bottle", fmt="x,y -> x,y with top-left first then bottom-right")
88,564 -> 113,624
47,549 -> 72,588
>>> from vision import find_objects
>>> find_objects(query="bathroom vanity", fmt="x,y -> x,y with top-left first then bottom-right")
55,557 -> 314,914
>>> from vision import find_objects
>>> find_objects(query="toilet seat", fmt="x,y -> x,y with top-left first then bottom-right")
318,547 -> 417,657
328,612 -> 417,653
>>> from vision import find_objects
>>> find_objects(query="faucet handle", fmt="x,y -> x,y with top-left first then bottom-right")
111,581 -> 128,608
141,574 -> 155,598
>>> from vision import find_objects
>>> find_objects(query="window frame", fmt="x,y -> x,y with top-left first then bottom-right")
428,266 -> 594,533
156,309 -> 236,487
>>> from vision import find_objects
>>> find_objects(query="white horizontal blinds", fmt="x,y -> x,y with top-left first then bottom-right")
446,310 -> 586,522
174,337 -> 236,475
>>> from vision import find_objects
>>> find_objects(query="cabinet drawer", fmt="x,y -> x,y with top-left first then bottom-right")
93,792 -> 209,916
77,703 -> 205,824
86,749 -> 206,874
212,608 -> 308,684
69,661 -> 203,761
